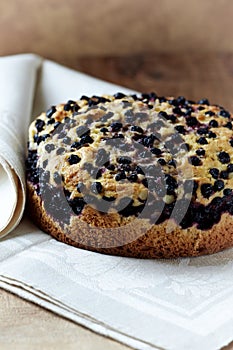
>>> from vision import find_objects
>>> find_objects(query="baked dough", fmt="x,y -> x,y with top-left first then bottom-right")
26,93 -> 233,258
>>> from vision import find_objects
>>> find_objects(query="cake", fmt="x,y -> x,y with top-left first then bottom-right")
26,93 -> 233,258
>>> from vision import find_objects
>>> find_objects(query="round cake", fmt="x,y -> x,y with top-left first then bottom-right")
26,92 -> 233,258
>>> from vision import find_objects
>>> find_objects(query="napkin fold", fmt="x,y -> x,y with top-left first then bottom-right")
0,54 -> 41,238
1,54 -> 233,350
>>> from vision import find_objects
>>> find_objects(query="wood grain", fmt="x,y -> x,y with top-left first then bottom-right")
0,0 -> 233,59
1,53 -> 233,350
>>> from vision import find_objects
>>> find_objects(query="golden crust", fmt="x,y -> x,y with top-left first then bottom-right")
27,181 -> 233,258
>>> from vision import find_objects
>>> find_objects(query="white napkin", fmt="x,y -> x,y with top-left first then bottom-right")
1,54 -> 233,350
0,54 -> 41,238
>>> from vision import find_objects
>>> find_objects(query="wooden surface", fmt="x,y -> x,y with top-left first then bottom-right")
0,0 -> 233,59
1,53 -> 233,350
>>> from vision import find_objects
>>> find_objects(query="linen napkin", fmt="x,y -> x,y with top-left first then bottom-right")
1,54 -> 233,350
0,54 -> 41,239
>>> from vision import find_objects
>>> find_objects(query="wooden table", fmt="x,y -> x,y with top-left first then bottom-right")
1,53 -> 233,350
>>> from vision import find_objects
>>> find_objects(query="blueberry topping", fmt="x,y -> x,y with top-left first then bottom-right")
224,122 -> 232,130
218,151 -> 230,164
67,154 -> 81,165
209,168 -> 219,179
220,170 -> 229,179
201,183 -> 213,198
56,147 -> 65,155
175,125 -> 186,134
91,181 -> 103,194
208,131 -> 216,138
117,156 -> 131,164
158,158 -> 166,166
198,98 -> 210,105
45,143 -> 55,153
189,156 -> 202,166
205,111 -> 215,116
63,136 -> 71,145
46,106 -> 56,118
115,172 -> 126,181
197,137 -> 208,145
186,116 -> 198,127
196,148 -> 205,156
214,180 -> 224,192
131,125 -> 143,133
150,147 -> 162,156
80,134 -> 94,144
209,119 -> 218,127
227,163 -> 233,173
35,119 -> 45,132
111,122 -> 122,132
100,127 -> 108,133
197,127 -> 209,135
219,109 -> 231,118
224,188 -> 232,196
127,173 -> 138,182
114,92 -> 126,99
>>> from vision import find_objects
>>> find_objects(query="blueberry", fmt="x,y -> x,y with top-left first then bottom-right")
100,127 -> 108,133
80,134 -> 94,144
197,127 -> 209,135
77,182 -> 85,193
227,164 -> 233,173
175,125 -> 186,134
218,151 -> 230,164
186,116 -> 198,127
131,125 -> 143,133
158,158 -> 166,166
224,188 -> 233,196
46,106 -> 56,118
208,131 -> 216,138
205,111 -> 215,116
201,183 -> 213,198
127,173 -> 138,182
91,181 -> 103,194
177,96 -> 186,105
197,137 -> 208,145
56,147 -> 65,155
67,154 -> 81,165
220,170 -> 229,179
209,119 -> 218,127
135,166 -> 144,175
213,180 -> 224,192
35,119 -> 45,132
117,156 -> 131,164
71,141 -> 81,149
189,156 -> 202,166
198,98 -> 210,105
219,110 -> 231,118
45,143 -> 55,153
230,140 -> 233,147
150,147 -> 162,156
114,92 -> 126,99
224,122 -> 232,130
115,172 -> 126,181
111,122 -> 122,132
63,136 -> 71,145
209,168 -> 219,179
196,148 -> 205,156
